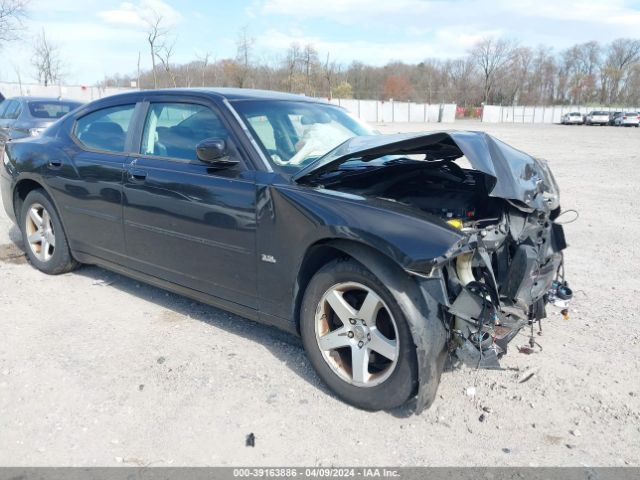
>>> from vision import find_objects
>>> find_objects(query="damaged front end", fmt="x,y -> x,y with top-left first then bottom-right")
426,204 -> 568,370
295,130 -> 571,409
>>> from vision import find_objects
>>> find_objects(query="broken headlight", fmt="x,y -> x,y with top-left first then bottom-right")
534,158 -> 560,210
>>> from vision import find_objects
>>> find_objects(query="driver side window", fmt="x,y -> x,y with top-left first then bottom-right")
141,102 -> 236,162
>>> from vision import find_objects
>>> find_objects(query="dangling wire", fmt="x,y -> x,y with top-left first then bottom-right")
553,209 -> 579,225
466,281 -> 495,369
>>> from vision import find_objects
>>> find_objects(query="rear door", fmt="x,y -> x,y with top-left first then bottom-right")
54,103 -> 138,262
122,96 -> 258,308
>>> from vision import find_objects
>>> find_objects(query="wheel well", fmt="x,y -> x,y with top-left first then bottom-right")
293,243 -> 351,333
293,240 -> 404,333
13,179 -> 44,220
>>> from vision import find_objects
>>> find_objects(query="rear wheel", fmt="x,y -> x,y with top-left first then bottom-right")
20,189 -> 78,274
300,259 -> 418,410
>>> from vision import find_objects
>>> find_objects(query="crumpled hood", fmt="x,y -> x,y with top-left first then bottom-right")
293,131 -> 560,212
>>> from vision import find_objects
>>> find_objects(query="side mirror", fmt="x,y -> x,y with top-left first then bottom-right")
196,138 -> 239,168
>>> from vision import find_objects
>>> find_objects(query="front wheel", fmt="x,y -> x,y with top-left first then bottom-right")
20,189 -> 79,275
300,259 -> 418,410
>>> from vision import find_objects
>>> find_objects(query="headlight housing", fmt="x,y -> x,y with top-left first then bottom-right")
534,157 -> 560,210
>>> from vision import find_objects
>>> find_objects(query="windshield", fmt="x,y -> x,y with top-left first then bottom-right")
231,100 -> 374,174
28,101 -> 81,119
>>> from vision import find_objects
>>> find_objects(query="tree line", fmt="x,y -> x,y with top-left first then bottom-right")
102,24 -> 640,107
2,1 -> 640,107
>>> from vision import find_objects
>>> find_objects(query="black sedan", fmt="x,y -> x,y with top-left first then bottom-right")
0,88 -> 569,412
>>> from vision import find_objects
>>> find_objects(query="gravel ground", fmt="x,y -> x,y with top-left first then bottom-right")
0,121 -> 639,467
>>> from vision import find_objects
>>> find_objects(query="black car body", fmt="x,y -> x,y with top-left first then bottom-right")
0,88 -> 569,412
0,96 -> 83,148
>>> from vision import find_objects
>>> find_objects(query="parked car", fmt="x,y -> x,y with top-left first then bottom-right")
561,112 -> 584,125
0,97 -> 82,149
0,89 -> 569,412
613,112 -> 640,127
608,111 -> 623,125
585,110 -> 610,125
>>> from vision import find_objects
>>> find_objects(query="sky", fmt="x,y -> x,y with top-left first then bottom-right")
1,0 -> 640,85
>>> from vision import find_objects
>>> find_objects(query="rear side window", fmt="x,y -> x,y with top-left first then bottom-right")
1,100 -> 21,120
28,101 -> 80,119
140,102 -> 234,161
74,104 -> 136,153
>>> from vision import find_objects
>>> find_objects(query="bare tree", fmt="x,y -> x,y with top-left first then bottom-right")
301,43 -> 319,96
471,37 -> 516,104
445,58 -> 478,107
136,51 -> 141,88
0,0 -> 28,45
529,46 -> 557,104
323,52 -> 339,99
31,28 -> 63,86
560,41 -> 601,103
284,42 -> 301,92
602,38 -> 640,103
498,46 -> 533,104
235,26 -> 255,88
144,10 -> 170,89
156,40 -> 178,87
196,51 -> 211,87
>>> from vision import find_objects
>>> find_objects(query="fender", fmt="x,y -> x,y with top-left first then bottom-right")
255,182 -> 464,322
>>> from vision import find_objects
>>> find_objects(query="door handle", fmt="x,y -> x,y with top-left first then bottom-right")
128,168 -> 147,181
48,159 -> 62,167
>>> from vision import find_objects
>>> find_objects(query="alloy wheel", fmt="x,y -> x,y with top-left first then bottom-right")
314,282 -> 400,387
24,203 -> 56,262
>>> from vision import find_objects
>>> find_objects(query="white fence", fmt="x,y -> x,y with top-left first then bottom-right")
1,82 -> 458,123
0,81 -> 132,103
328,98 -> 457,123
482,104 -> 640,124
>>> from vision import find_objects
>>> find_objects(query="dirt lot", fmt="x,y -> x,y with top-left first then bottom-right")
0,122 -> 639,467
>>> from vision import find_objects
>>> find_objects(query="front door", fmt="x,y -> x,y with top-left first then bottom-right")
122,100 -> 258,309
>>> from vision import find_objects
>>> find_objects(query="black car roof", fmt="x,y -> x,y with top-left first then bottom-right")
90,88 -> 327,105
195,87 -> 326,102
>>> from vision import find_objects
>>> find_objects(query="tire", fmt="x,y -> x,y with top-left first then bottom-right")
20,189 -> 79,275
300,259 -> 418,410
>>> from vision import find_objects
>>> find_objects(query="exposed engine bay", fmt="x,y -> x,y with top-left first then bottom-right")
296,131 -> 572,370
318,160 -> 503,224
